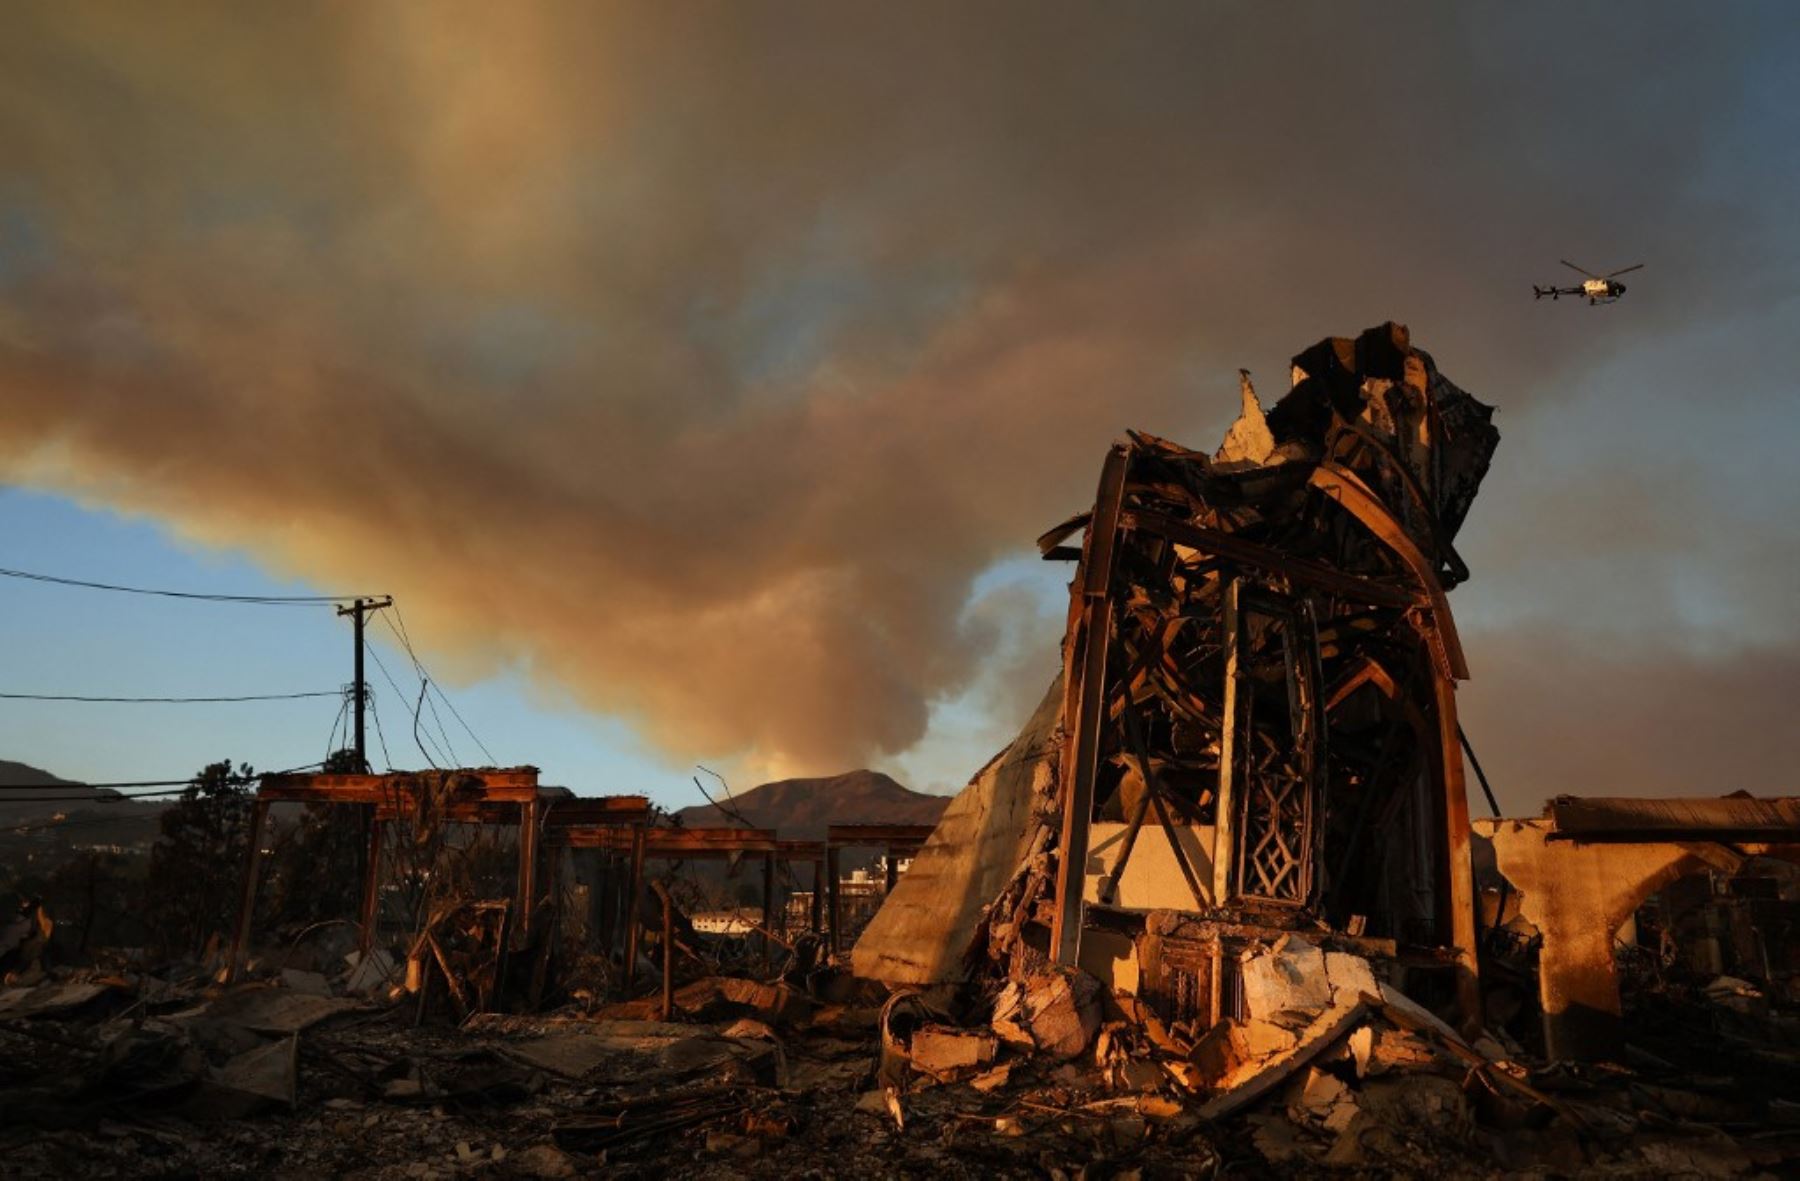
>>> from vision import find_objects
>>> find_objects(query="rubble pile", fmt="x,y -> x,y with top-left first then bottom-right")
7,932 -> 1800,1177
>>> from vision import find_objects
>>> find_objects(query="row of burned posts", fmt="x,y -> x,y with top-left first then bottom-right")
224,767 -> 931,1008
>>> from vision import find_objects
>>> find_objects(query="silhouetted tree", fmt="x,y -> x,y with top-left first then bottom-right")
44,850 -> 145,955
261,749 -> 366,929
145,760 -> 255,958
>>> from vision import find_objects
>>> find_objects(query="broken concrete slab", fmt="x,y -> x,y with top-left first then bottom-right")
1323,951 -> 1379,1006
990,967 -> 1101,1061
502,1032 -> 624,1080
199,988 -> 364,1035
1287,1064 -> 1359,1133
0,979 -> 120,1019
342,947 -> 397,994
908,1025 -> 997,1078
203,1033 -> 298,1114
1240,936 -> 1332,1027
969,1061 -> 1013,1092
279,968 -> 332,996
673,976 -> 813,1026
1190,1018 -> 1252,1084
1199,1003 -> 1368,1120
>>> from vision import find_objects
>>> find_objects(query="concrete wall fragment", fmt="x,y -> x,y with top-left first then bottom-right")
1482,818 -> 1740,1060
851,678 -> 1062,984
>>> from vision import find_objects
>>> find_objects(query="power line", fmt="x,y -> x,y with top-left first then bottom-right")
324,691 -> 350,764
386,608 -> 497,765
0,778 -> 205,792
368,687 -> 394,771
420,681 -> 459,766
0,565 -> 382,605
0,690 -> 340,704
0,761 -> 325,793
375,613 -> 461,766
381,612 -> 460,762
365,643 -> 447,768
4,812 -> 165,835
5,786 -> 192,803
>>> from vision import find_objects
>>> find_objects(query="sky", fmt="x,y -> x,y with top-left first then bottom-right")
0,2 -> 1796,814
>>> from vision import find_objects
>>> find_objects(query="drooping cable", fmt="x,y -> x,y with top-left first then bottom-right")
0,689 -> 340,703
0,565 -> 381,605
386,608 -> 497,765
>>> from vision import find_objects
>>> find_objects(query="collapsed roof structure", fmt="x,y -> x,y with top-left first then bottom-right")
858,321 -> 1500,1031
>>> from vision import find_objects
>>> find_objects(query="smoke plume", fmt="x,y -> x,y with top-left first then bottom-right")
1,4 -> 1796,799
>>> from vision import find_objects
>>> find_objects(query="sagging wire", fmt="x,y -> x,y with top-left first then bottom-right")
384,609 -> 495,766
365,642 -> 447,769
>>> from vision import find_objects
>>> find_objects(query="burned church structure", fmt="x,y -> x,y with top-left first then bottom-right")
859,322 -> 1500,1031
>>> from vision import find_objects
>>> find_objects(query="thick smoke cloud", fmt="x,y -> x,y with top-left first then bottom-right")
1,3 -> 1796,800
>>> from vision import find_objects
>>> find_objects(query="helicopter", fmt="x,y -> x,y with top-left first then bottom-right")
1534,260 -> 1643,304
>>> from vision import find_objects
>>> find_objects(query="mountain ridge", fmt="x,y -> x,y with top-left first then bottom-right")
672,768 -> 948,841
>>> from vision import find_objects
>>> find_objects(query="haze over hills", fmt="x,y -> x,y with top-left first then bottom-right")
0,759 -> 174,831
0,759 -> 102,820
673,769 -> 949,841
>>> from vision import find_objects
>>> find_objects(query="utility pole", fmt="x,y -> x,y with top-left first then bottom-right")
336,596 -> 393,772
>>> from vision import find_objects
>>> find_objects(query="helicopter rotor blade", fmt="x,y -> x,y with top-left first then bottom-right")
1560,259 -> 1600,278
1605,263 -> 1645,277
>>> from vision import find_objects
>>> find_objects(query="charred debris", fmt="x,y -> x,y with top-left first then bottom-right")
5,323 -> 1799,1177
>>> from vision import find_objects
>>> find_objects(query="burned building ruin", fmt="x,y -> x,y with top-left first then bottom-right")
859,321 -> 1500,1022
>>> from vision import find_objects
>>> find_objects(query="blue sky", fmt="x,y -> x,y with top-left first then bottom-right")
0,488 -> 691,799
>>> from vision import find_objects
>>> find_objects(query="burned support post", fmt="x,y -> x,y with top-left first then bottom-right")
226,798 -> 272,984
358,816 -> 384,955
884,851 -> 899,894
761,851 -> 775,968
594,852 -> 616,964
811,859 -> 825,932
1211,578 -> 1242,904
650,880 -> 674,1020
623,824 -> 646,989
1050,444 -> 1131,966
335,595 -> 391,771
1432,671 -> 1482,1034
827,844 -> 842,954
516,795 -> 540,941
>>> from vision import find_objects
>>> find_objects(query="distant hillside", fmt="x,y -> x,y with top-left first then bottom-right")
673,769 -> 948,840
0,759 -> 94,820
0,759 -> 168,826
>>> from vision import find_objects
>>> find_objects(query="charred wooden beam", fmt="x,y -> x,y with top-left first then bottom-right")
1051,443 -> 1132,966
